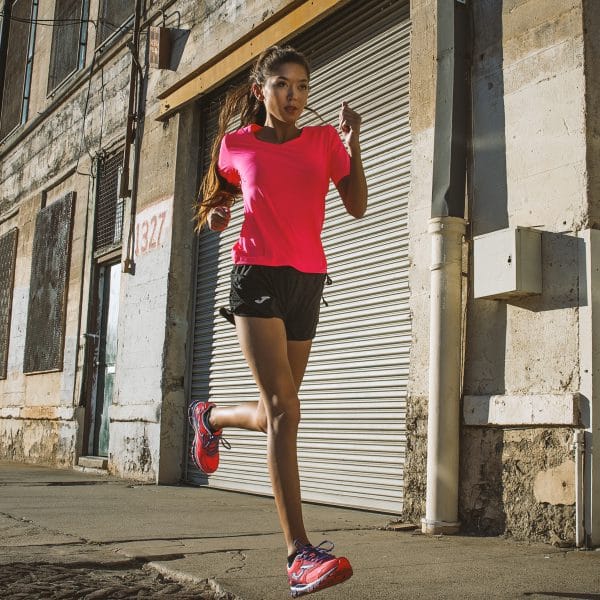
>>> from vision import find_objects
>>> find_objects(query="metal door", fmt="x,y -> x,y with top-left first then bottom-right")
88,262 -> 121,457
189,0 -> 411,513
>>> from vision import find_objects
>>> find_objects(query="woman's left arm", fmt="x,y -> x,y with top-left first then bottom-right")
336,101 -> 368,218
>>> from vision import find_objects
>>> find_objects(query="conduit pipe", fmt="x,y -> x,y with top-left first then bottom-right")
574,429 -> 585,547
422,0 -> 469,535
422,217 -> 466,535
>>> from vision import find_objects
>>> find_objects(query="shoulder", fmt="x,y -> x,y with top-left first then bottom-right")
302,124 -> 343,146
222,124 -> 259,146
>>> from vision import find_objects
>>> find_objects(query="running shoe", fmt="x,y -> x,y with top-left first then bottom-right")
287,540 -> 353,597
188,401 -> 230,474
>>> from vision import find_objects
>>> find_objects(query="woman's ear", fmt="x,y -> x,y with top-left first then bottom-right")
251,82 -> 264,102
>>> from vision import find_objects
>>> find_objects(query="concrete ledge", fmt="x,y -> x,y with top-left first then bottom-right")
77,456 -> 108,470
463,394 -> 580,426
108,403 -> 161,423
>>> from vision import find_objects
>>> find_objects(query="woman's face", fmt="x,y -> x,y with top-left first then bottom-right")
255,62 -> 310,125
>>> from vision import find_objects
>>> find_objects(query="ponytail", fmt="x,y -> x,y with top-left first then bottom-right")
195,45 -> 311,230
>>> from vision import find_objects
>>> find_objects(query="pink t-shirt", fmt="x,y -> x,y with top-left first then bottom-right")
217,123 -> 350,273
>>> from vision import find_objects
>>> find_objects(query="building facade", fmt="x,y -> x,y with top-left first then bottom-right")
0,0 -> 598,547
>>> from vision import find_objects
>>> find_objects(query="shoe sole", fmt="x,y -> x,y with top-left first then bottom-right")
290,564 -> 353,597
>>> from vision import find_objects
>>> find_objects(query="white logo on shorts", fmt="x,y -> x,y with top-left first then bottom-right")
254,296 -> 270,304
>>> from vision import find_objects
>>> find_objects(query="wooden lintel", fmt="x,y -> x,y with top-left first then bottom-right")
156,0 -> 348,121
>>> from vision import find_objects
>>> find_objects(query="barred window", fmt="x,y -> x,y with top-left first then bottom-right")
0,228 -> 18,380
96,0 -> 134,46
0,0 -> 38,139
95,151 -> 124,253
47,0 -> 89,93
23,193 -> 75,374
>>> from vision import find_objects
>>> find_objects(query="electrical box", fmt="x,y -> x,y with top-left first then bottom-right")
149,27 -> 171,69
473,226 -> 542,300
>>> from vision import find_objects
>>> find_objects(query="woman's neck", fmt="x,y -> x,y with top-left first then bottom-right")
258,119 -> 301,144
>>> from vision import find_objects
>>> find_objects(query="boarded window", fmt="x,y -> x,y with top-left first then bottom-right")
97,0 -> 134,46
0,0 -> 36,139
95,151 -> 124,252
0,228 -> 18,379
23,193 -> 75,374
48,0 -> 89,92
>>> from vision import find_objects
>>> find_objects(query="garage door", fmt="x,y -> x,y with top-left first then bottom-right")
189,0 -> 411,513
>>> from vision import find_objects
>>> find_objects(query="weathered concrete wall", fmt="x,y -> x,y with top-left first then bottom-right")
0,170 -> 90,467
460,428 -> 575,544
583,0 -> 600,227
404,0 -> 436,524
461,0 -> 585,541
404,0 -> 586,543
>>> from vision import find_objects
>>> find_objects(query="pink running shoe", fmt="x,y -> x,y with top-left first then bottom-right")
188,401 -> 230,474
287,540 -> 353,597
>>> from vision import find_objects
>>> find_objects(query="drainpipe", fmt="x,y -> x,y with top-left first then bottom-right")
573,430 -> 585,547
421,0 -> 469,535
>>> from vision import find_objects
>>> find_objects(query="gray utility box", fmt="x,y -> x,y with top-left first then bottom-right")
473,226 -> 542,300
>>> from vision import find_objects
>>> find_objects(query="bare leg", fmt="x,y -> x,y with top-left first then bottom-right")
209,335 -> 312,433
220,316 -> 311,555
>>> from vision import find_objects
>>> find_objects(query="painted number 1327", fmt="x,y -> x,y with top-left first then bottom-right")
135,211 -> 166,256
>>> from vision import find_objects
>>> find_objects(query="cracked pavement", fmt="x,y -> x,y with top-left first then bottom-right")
1,461 -> 599,600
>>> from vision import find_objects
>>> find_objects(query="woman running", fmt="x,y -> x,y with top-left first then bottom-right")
190,45 -> 367,597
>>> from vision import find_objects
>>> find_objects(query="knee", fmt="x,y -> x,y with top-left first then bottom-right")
267,397 -> 300,433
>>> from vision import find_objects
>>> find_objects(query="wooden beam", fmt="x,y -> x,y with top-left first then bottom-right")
156,0 -> 347,121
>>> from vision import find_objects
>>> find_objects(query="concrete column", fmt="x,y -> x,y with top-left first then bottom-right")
578,228 -> 600,546
422,216 -> 467,534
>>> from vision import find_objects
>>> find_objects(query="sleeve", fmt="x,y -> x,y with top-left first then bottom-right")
217,134 -> 241,186
327,124 -> 351,185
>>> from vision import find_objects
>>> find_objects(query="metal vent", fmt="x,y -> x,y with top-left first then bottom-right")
95,151 -> 124,252
0,228 -> 18,379
0,0 -> 34,139
48,0 -> 87,92
23,193 -> 75,374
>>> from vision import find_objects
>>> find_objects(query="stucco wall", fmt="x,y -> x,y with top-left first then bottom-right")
463,0 -> 585,540
404,0 -> 586,541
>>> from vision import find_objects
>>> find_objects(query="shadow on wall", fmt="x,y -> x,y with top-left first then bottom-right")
465,0 -> 508,396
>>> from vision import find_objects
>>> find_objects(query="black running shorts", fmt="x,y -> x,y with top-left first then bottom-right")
229,265 -> 326,341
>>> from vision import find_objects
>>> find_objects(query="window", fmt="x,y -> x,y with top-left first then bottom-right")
0,0 -> 38,139
96,0 -> 134,46
47,0 -> 89,93
23,193 -> 75,374
0,228 -> 18,380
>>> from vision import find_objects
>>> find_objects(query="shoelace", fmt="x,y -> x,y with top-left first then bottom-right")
295,540 -> 335,564
202,431 -> 231,456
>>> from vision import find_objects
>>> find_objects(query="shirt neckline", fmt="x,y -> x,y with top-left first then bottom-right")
250,124 -> 304,145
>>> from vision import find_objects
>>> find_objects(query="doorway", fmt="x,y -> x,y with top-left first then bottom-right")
87,261 -> 121,457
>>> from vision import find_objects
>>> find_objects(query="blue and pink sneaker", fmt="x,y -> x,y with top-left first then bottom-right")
287,540 -> 353,597
188,401 -> 230,474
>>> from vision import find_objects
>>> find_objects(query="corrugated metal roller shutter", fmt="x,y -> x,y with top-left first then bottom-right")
189,0 -> 411,513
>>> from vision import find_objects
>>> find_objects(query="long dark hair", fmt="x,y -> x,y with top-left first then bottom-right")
195,45 -> 312,230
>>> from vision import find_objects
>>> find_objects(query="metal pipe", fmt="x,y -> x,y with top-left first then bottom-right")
574,429 -> 585,547
422,0 -> 470,534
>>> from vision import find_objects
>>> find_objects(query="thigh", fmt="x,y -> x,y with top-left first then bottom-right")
235,316 -> 299,411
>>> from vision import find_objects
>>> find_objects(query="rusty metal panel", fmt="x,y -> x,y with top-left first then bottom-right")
23,192 -> 75,374
0,228 -> 18,379
95,150 -> 124,252
0,0 -> 34,139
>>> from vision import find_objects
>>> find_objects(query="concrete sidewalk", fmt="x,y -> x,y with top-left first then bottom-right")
0,462 -> 598,600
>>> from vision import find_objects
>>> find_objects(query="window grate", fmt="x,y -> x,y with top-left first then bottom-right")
0,228 -> 18,379
23,193 -> 75,374
95,151 -> 124,252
